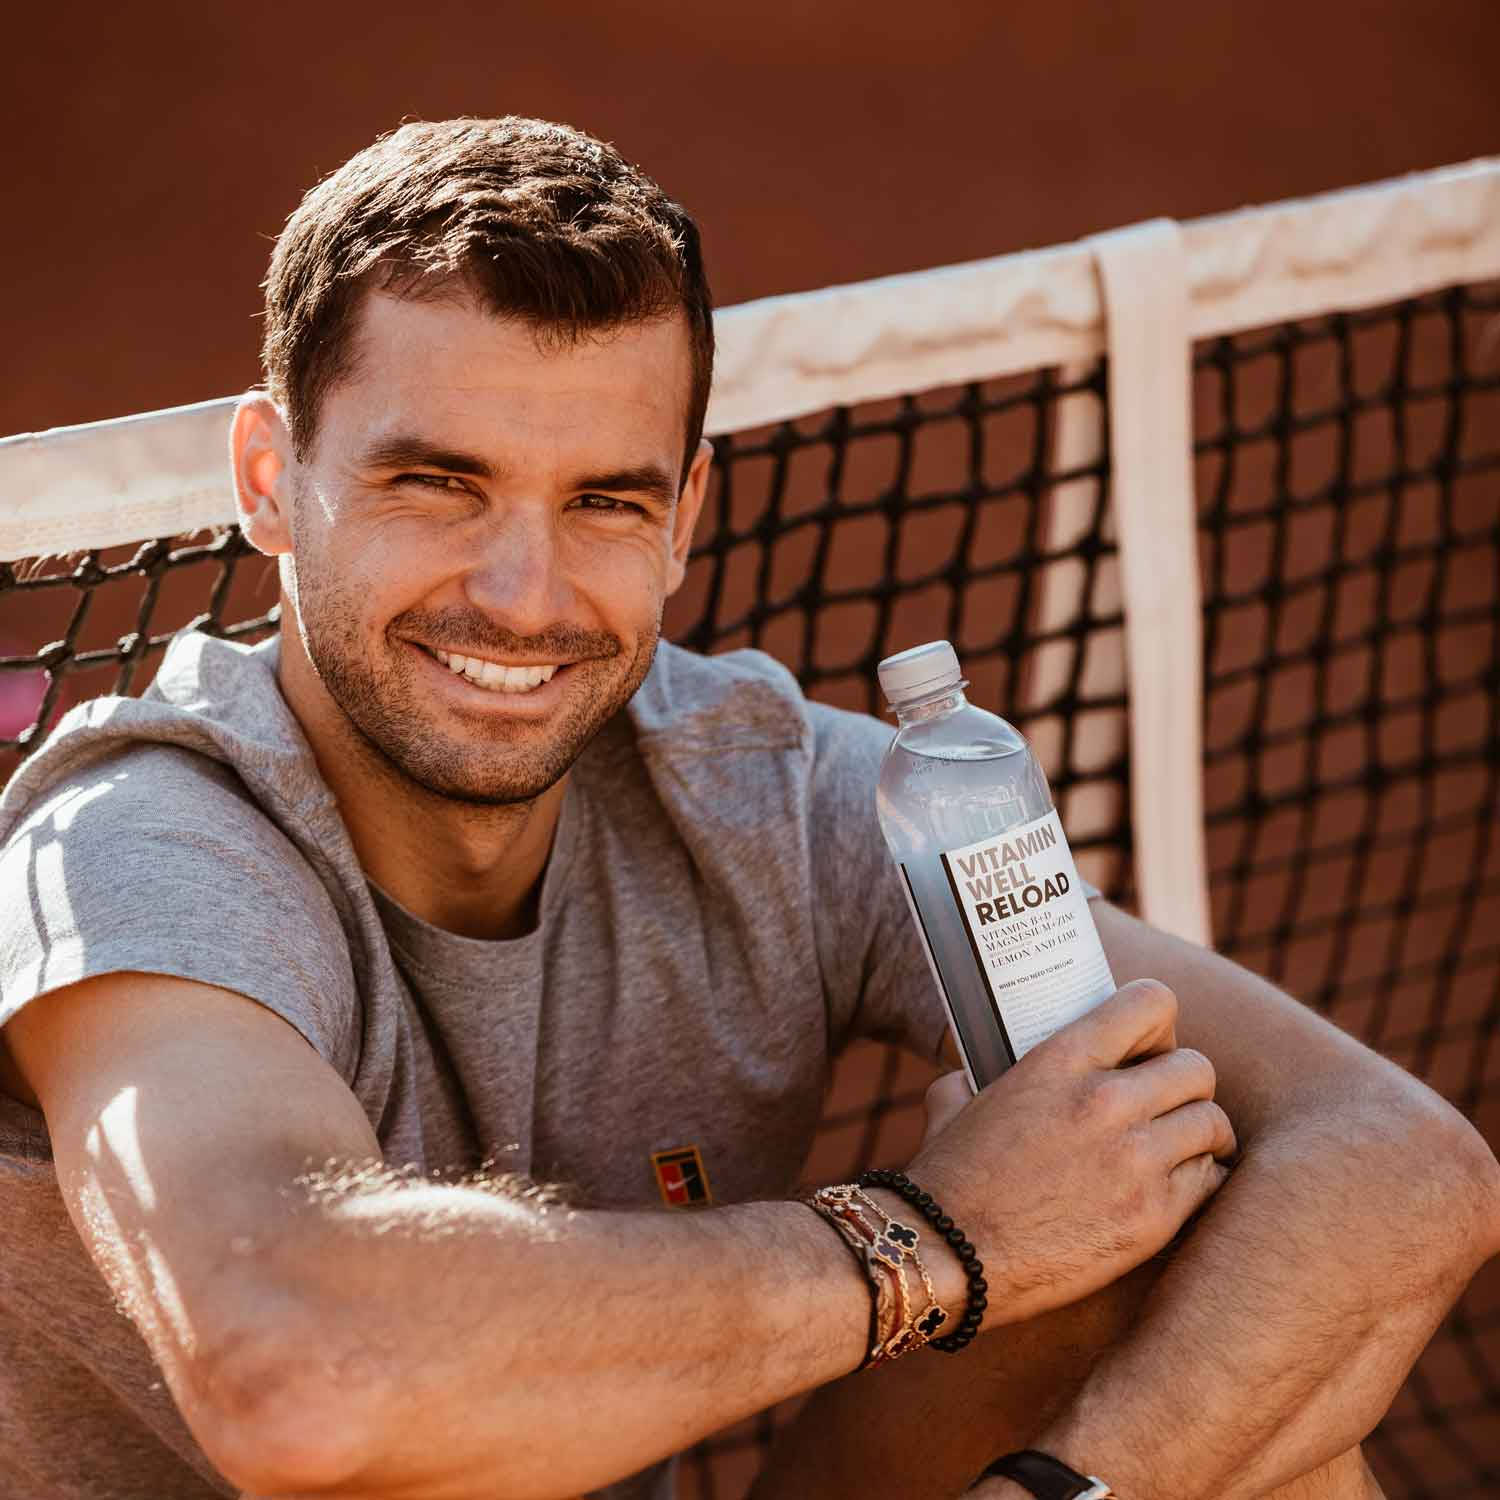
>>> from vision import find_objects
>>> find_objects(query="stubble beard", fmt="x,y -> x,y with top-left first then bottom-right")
290,563 -> 659,807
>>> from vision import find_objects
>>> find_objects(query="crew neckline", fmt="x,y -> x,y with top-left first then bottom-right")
366,772 -> 583,982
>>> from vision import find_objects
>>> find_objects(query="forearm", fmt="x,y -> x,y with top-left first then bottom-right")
1013,1093 -> 1500,1500
211,1182 -> 867,1500
754,1090 -> 1496,1500
747,1257 -> 1159,1500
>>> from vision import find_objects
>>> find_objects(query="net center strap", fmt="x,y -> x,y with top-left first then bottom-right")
1092,219 -> 1213,947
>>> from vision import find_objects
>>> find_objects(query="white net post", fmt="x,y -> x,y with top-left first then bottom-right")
1092,219 -> 1213,948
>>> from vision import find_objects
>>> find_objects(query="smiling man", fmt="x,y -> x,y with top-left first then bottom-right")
242,288 -> 708,941
0,117 -> 1497,1500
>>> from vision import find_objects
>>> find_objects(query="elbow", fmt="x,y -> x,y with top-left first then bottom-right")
181,1314 -> 384,1497
1374,1084 -> 1500,1281
1452,1109 -> 1500,1268
1278,1071 -> 1500,1288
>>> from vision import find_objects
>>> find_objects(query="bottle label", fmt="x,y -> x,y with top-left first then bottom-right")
939,809 -> 1115,1061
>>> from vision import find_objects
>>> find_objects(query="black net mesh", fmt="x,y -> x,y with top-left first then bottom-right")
0,527 -> 279,780
1195,282 -> 1500,1498
0,280 -> 1496,1497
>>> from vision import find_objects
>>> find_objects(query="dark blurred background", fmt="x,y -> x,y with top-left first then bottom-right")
2,0 -> 1496,436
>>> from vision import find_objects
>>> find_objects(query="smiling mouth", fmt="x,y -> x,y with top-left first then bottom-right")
427,647 -> 563,694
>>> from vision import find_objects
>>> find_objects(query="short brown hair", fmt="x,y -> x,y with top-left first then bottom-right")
261,117 -> 714,480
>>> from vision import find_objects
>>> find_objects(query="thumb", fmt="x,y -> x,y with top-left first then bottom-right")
919,1070 -> 971,1148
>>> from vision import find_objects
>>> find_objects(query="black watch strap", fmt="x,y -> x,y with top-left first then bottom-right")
978,1449 -> 1115,1500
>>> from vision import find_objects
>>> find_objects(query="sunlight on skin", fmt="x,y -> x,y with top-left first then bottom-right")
320,1181 -> 570,1245
81,1087 -> 196,1355
142,1242 -> 195,1352
72,1166 -> 198,1358
94,1087 -> 156,1212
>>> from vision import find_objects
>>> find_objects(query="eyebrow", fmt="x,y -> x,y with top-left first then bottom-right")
571,465 -> 681,507
357,434 -> 495,479
357,436 -> 680,506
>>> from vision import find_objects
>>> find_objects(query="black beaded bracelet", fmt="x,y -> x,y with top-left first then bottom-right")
857,1167 -> 987,1353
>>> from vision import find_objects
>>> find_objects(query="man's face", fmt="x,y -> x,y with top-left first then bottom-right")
279,290 -> 706,805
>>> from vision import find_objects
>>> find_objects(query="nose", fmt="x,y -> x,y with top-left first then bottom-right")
462,506 -> 577,638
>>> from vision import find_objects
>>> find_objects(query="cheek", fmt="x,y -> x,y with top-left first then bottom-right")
320,520 -> 451,621
570,534 -> 672,626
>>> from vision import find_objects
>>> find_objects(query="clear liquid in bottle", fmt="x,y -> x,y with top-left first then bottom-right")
875,640 -> 1115,1091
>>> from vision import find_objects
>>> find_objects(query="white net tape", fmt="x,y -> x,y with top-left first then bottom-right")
3,156 -> 1498,563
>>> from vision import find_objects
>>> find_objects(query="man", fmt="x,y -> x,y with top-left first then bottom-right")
0,116 -> 1494,1500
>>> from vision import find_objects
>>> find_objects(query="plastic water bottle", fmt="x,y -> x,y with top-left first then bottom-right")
875,640 -> 1115,1091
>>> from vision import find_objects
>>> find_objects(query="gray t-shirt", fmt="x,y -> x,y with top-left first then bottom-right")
0,630 -> 950,1500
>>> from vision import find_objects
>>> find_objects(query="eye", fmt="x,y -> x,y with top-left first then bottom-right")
574,494 -> 646,516
397,473 -> 469,493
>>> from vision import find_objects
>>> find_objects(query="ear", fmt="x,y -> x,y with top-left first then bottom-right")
229,395 -> 296,557
665,438 -> 714,596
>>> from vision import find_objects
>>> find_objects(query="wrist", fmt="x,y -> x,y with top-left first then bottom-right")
1026,1418 -> 1138,1500
857,1166 -> 990,1351
861,1186 -> 970,1313
976,1450 -> 1119,1500
787,1198 -> 885,1376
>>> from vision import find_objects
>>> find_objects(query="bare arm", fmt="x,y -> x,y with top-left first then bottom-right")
991,903 -> 1500,1500
755,903 -> 1500,1500
4,972 -> 874,1498
8,968 -> 1230,1499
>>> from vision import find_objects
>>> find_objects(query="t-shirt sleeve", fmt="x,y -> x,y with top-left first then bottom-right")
0,745 -> 360,1082
805,702 -> 1103,1063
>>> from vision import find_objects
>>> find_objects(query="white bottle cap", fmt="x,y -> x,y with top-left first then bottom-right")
877,640 -> 962,705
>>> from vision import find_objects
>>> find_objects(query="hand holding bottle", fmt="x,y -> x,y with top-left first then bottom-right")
902,978 -> 1236,1330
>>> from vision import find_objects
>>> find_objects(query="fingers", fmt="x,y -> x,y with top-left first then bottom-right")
1063,978 -> 1179,1070
1116,1044 -> 1218,1118
1168,1150 -> 1232,1221
921,1070 -> 971,1142
918,1069 -> 976,1153
1152,1097 -> 1238,1167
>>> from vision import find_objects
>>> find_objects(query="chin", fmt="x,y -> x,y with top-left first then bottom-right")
377,740 -> 571,806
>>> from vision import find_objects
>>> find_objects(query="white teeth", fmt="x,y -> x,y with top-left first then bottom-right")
427,645 -> 562,694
